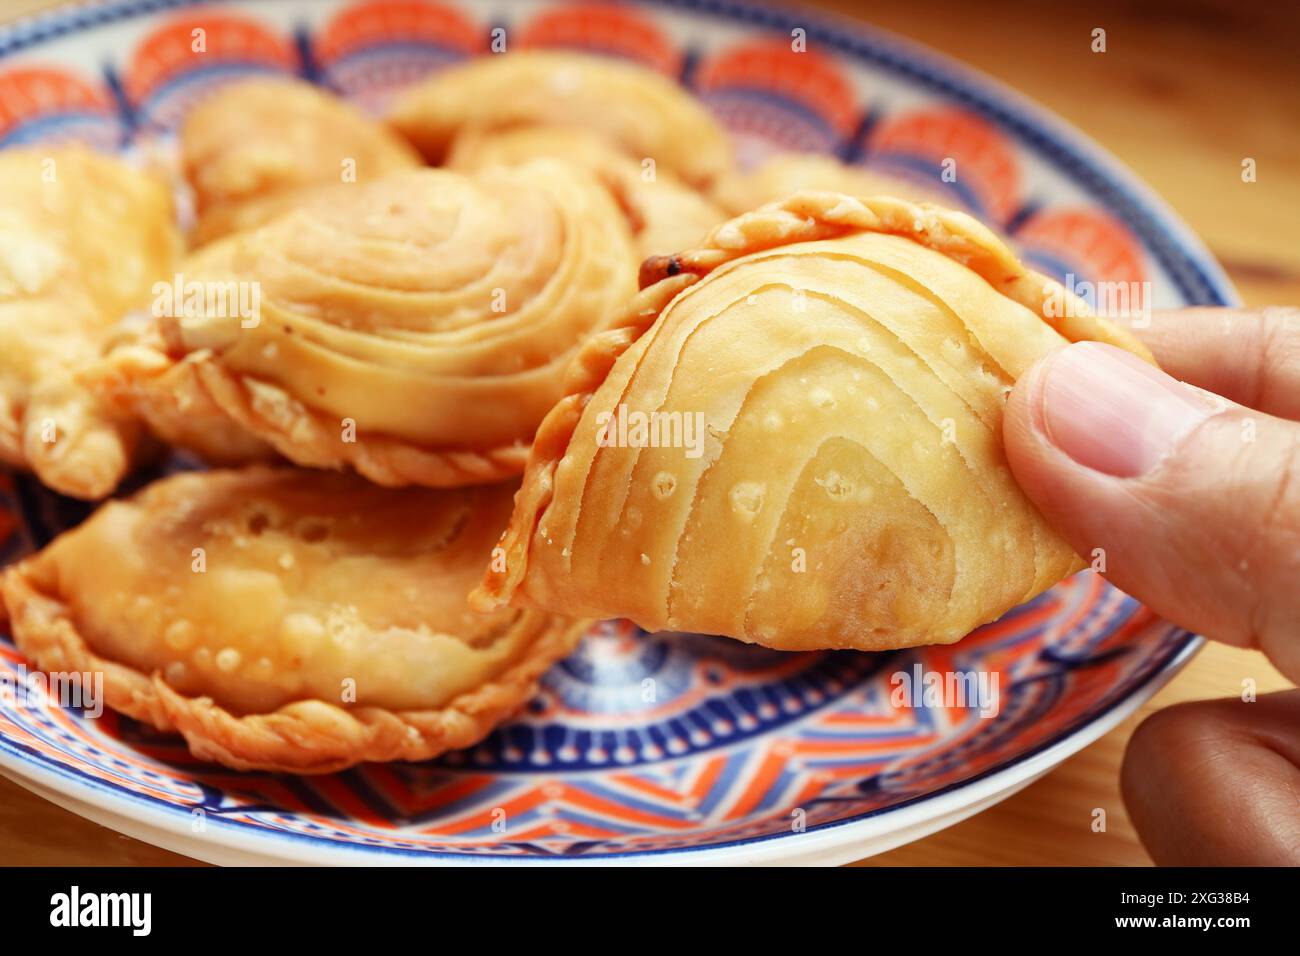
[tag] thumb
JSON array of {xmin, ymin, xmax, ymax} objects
[{"xmin": 1004, "ymin": 341, "xmax": 1300, "ymax": 684}]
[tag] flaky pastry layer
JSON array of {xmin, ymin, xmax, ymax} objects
[
  {"xmin": 473, "ymin": 192, "xmax": 1153, "ymax": 651},
  {"xmin": 88, "ymin": 163, "xmax": 638, "ymax": 486},
  {"xmin": 447, "ymin": 125, "xmax": 726, "ymax": 260}
]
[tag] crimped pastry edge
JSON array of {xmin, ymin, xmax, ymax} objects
[
  {"xmin": 193, "ymin": 360, "xmax": 533, "ymax": 488},
  {"xmin": 1, "ymin": 561, "xmax": 587, "ymax": 774},
  {"xmin": 0, "ymin": 374, "xmax": 145, "ymax": 501},
  {"xmin": 469, "ymin": 272, "xmax": 698, "ymax": 611},
  {"xmin": 86, "ymin": 338, "xmax": 532, "ymax": 487},
  {"xmin": 641, "ymin": 191, "xmax": 1155, "ymax": 361}
]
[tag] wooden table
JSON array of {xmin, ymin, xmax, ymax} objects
[{"xmin": 1, "ymin": 0, "xmax": 1295, "ymax": 867}]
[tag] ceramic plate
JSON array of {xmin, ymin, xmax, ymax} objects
[{"xmin": 0, "ymin": 0, "xmax": 1230, "ymax": 866}]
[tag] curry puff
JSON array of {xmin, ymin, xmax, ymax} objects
[
  {"xmin": 93, "ymin": 163, "xmax": 638, "ymax": 486},
  {"xmin": 182, "ymin": 77, "xmax": 421, "ymax": 246},
  {"xmin": 447, "ymin": 125, "xmax": 726, "ymax": 259},
  {"xmin": 1, "ymin": 468, "xmax": 586, "ymax": 773},
  {"xmin": 473, "ymin": 193, "xmax": 1154, "ymax": 652},
  {"xmin": 388, "ymin": 50, "xmax": 732, "ymax": 189},
  {"xmin": 0, "ymin": 147, "xmax": 179, "ymax": 499}
]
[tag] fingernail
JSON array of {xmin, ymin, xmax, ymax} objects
[{"xmin": 1040, "ymin": 342, "xmax": 1213, "ymax": 477}]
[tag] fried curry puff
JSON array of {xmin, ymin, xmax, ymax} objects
[
  {"xmin": 388, "ymin": 50, "xmax": 731, "ymax": 260},
  {"xmin": 473, "ymin": 193, "xmax": 1154, "ymax": 652},
  {"xmin": 446, "ymin": 125, "xmax": 726, "ymax": 259},
  {"xmin": 0, "ymin": 147, "xmax": 179, "ymax": 499},
  {"xmin": 181, "ymin": 77, "xmax": 422, "ymax": 247},
  {"xmin": 1, "ymin": 468, "xmax": 585, "ymax": 773},
  {"xmin": 94, "ymin": 163, "xmax": 638, "ymax": 486},
  {"xmin": 387, "ymin": 50, "xmax": 732, "ymax": 190}
]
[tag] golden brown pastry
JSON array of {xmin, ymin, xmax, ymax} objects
[
  {"xmin": 447, "ymin": 125, "xmax": 726, "ymax": 259},
  {"xmin": 388, "ymin": 50, "xmax": 732, "ymax": 189},
  {"xmin": 90, "ymin": 163, "xmax": 638, "ymax": 486},
  {"xmin": 712, "ymin": 152, "xmax": 951, "ymax": 216},
  {"xmin": 1, "ymin": 468, "xmax": 586, "ymax": 773},
  {"xmin": 472, "ymin": 192, "xmax": 1154, "ymax": 652},
  {"xmin": 182, "ymin": 77, "xmax": 421, "ymax": 246},
  {"xmin": 0, "ymin": 147, "xmax": 179, "ymax": 498},
  {"xmin": 89, "ymin": 317, "xmax": 280, "ymax": 466}
]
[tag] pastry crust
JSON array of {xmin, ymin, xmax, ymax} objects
[
  {"xmin": 182, "ymin": 78, "xmax": 421, "ymax": 247},
  {"xmin": 387, "ymin": 50, "xmax": 733, "ymax": 189},
  {"xmin": 88, "ymin": 163, "xmax": 638, "ymax": 486},
  {"xmin": 472, "ymin": 192, "xmax": 1154, "ymax": 651},
  {"xmin": 0, "ymin": 147, "xmax": 180, "ymax": 498},
  {"xmin": 447, "ymin": 125, "xmax": 726, "ymax": 259},
  {"xmin": 83, "ymin": 318, "xmax": 278, "ymax": 465},
  {"xmin": 1, "ymin": 468, "xmax": 586, "ymax": 773}
]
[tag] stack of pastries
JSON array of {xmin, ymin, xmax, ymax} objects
[{"xmin": 0, "ymin": 53, "xmax": 1151, "ymax": 773}]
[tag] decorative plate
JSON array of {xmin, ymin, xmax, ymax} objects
[{"xmin": 0, "ymin": 0, "xmax": 1230, "ymax": 866}]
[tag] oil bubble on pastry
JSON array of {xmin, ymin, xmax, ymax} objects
[
  {"xmin": 473, "ymin": 192, "xmax": 1154, "ymax": 652},
  {"xmin": 712, "ymin": 152, "xmax": 952, "ymax": 216},
  {"xmin": 182, "ymin": 77, "xmax": 421, "ymax": 247},
  {"xmin": 90, "ymin": 163, "xmax": 639, "ymax": 487},
  {"xmin": 0, "ymin": 468, "xmax": 587, "ymax": 773},
  {"xmin": 447, "ymin": 125, "xmax": 727, "ymax": 259},
  {"xmin": 0, "ymin": 147, "xmax": 180, "ymax": 499},
  {"xmin": 388, "ymin": 50, "xmax": 732, "ymax": 189}
]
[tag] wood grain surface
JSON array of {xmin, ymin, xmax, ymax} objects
[{"xmin": 0, "ymin": 0, "xmax": 1295, "ymax": 867}]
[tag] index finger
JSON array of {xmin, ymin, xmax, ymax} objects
[{"xmin": 1135, "ymin": 307, "xmax": 1300, "ymax": 420}]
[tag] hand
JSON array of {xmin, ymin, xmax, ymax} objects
[{"xmin": 1003, "ymin": 306, "xmax": 1300, "ymax": 866}]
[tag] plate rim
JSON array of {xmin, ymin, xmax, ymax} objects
[
  {"xmin": 0, "ymin": 633, "xmax": 1203, "ymax": 864},
  {"xmin": 0, "ymin": 0, "xmax": 1228, "ymax": 864}
]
